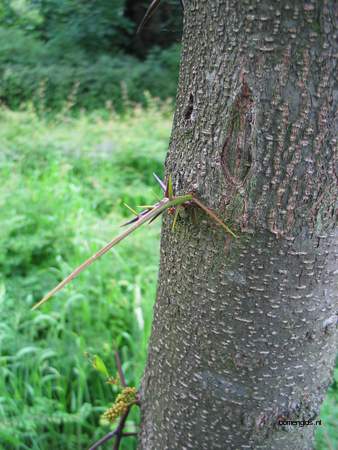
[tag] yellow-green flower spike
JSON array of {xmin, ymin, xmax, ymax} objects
[{"xmin": 101, "ymin": 387, "xmax": 137, "ymax": 423}]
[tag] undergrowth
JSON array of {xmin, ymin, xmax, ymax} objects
[{"xmin": 0, "ymin": 102, "xmax": 171, "ymax": 449}]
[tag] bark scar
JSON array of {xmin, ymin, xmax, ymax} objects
[{"xmin": 221, "ymin": 80, "xmax": 254, "ymax": 188}]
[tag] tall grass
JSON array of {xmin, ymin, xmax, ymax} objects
[
  {"xmin": 0, "ymin": 102, "xmax": 172, "ymax": 449},
  {"xmin": 0, "ymin": 103, "xmax": 336, "ymax": 449}
]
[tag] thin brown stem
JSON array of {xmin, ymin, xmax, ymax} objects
[
  {"xmin": 88, "ymin": 430, "xmax": 117, "ymax": 450},
  {"xmin": 114, "ymin": 351, "xmax": 126, "ymax": 388},
  {"xmin": 88, "ymin": 404, "xmax": 139, "ymax": 450},
  {"xmin": 113, "ymin": 407, "xmax": 131, "ymax": 450},
  {"xmin": 136, "ymin": 0, "xmax": 160, "ymax": 34}
]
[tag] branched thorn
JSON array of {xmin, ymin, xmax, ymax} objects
[{"xmin": 32, "ymin": 174, "xmax": 236, "ymax": 310}]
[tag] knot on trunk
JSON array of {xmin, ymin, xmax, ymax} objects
[{"xmin": 221, "ymin": 80, "xmax": 255, "ymax": 188}]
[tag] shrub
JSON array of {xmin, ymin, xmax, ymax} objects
[{"xmin": 0, "ymin": 26, "xmax": 181, "ymax": 112}]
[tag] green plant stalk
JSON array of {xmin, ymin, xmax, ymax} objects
[{"xmin": 32, "ymin": 194, "xmax": 193, "ymax": 310}]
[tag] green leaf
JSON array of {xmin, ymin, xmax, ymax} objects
[{"xmin": 92, "ymin": 355, "xmax": 109, "ymax": 377}]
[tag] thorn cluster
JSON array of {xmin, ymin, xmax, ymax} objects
[{"xmin": 32, "ymin": 172, "xmax": 236, "ymax": 310}]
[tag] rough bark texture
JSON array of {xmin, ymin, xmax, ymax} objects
[{"xmin": 140, "ymin": 1, "xmax": 337, "ymax": 449}]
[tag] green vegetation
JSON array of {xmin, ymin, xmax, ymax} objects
[
  {"xmin": 0, "ymin": 0, "xmax": 182, "ymax": 111},
  {"xmin": 315, "ymin": 367, "xmax": 338, "ymax": 450},
  {"xmin": 0, "ymin": 32, "xmax": 181, "ymax": 112},
  {"xmin": 0, "ymin": 103, "xmax": 172, "ymax": 449}
]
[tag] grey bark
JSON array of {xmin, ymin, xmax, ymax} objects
[{"xmin": 140, "ymin": 1, "xmax": 337, "ymax": 449}]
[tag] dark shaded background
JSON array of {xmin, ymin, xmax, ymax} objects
[{"xmin": 0, "ymin": 0, "xmax": 183, "ymax": 110}]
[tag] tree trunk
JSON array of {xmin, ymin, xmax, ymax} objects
[{"xmin": 140, "ymin": 1, "xmax": 337, "ymax": 449}]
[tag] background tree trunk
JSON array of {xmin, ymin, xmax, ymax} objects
[{"xmin": 140, "ymin": 1, "xmax": 337, "ymax": 449}]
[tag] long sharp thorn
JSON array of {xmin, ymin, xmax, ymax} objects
[
  {"xmin": 139, "ymin": 208, "xmax": 153, "ymax": 216},
  {"xmin": 32, "ymin": 199, "xmax": 170, "ymax": 310},
  {"xmin": 137, "ymin": 0, "xmax": 161, "ymax": 35},
  {"xmin": 121, "ymin": 208, "xmax": 152, "ymax": 227},
  {"xmin": 148, "ymin": 210, "xmax": 164, "ymax": 224},
  {"xmin": 192, "ymin": 196, "xmax": 237, "ymax": 238},
  {"xmin": 32, "ymin": 196, "xmax": 197, "ymax": 311},
  {"xmin": 123, "ymin": 203, "xmax": 138, "ymax": 216},
  {"xmin": 172, "ymin": 206, "xmax": 180, "ymax": 231},
  {"xmin": 121, "ymin": 216, "xmax": 140, "ymax": 227},
  {"xmin": 153, "ymin": 172, "xmax": 166, "ymax": 191},
  {"xmin": 165, "ymin": 174, "xmax": 173, "ymax": 200}
]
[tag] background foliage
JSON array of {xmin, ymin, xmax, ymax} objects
[
  {"xmin": 0, "ymin": 0, "xmax": 182, "ymax": 111},
  {"xmin": 0, "ymin": 1, "xmax": 336, "ymax": 449},
  {"xmin": 0, "ymin": 103, "xmax": 172, "ymax": 449}
]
